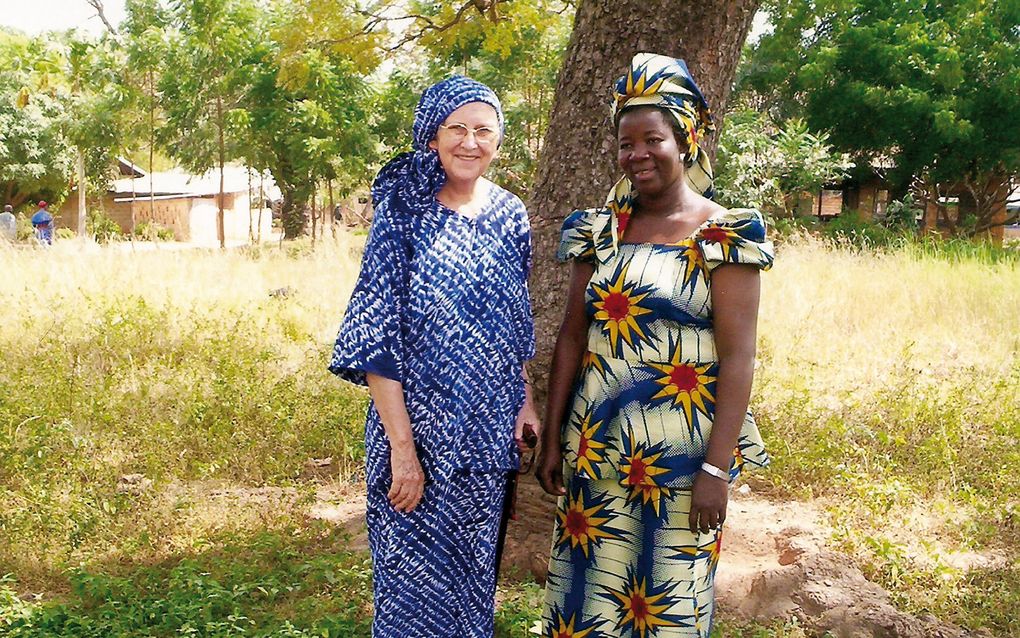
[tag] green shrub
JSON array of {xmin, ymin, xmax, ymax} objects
[
  {"xmin": 86, "ymin": 210, "xmax": 123, "ymax": 243},
  {"xmin": 15, "ymin": 213, "xmax": 34, "ymax": 241},
  {"xmin": 881, "ymin": 194, "xmax": 921, "ymax": 231},
  {"xmin": 133, "ymin": 219, "xmax": 176, "ymax": 241},
  {"xmin": 820, "ymin": 209, "xmax": 901, "ymax": 248}
]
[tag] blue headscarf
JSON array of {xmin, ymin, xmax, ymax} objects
[{"xmin": 371, "ymin": 76, "xmax": 504, "ymax": 213}]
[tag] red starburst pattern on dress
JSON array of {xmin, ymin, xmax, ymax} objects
[
  {"xmin": 668, "ymin": 365, "xmax": 699, "ymax": 392},
  {"xmin": 602, "ymin": 292, "xmax": 631, "ymax": 320}
]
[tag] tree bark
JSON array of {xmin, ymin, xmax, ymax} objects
[
  {"xmin": 216, "ymin": 95, "xmax": 226, "ymax": 250},
  {"xmin": 77, "ymin": 152, "xmax": 87, "ymax": 237},
  {"xmin": 148, "ymin": 70, "xmax": 156, "ymax": 224},
  {"xmin": 508, "ymin": 0, "xmax": 762, "ymax": 581}
]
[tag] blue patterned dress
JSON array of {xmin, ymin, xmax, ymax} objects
[
  {"xmin": 542, "ymin": 207, "xmax": 774, "ymax": 638},
  {"xmin": 330, "ymin": 182, "xmax": 534, "ymax": 638}
]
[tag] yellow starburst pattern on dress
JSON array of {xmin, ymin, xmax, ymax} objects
[
  {"xmin": 692, "ymin": 601, "xmax": 710, "ymax": 638},
  {"xmin": 670, "ymin": 530, "xmax": 723, "ymax": 585},
  {"xmin": 619, "ymin": 435, "xmax": 672, "ymax": 515},
  {"xmin": 676, "ymin": 241, "xmax": 703, "ymax": 290},
  {"xmin": 672, "ymin": 531, "xmax": 721, "ymax": 565},
  {"xmin": 590, "ymin": 265, "xmax": 654, "ymax": 353},
  {"xmin": 609, "ymin": 194, "xmax": 633, "ymax": 235},
  {"xmin": 547, "ymin": 612, "xmax": 596, "ymax": 638},
  {"xmin": 732, "ymin": 445, "xmax": 746, "ymax": 474},
  {"xmin": 648, "ymin": 350, "xmax": 716, "ymax": 432},
  {"xmin": 581, "ymin": 350, "xmax": 606, "ymax": 379},
  {"xmin": 707, "ymin": 530, "xmax": 723, "ymax": 573},
  {"xmin": 608, "ymin": 575, "xmax": 680, "ymax": 638},
  {"xmin": 556, "ymin": 489, "xmax": 622, "ymax": 558},
  {"xmin": 573, "ymin": 413, "xmax": 607, "ymax": 479}
]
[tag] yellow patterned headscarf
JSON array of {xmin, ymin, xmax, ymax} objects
[{"xmin": 593, "ymin": 53, "xmax": 716, "ymax": 261}]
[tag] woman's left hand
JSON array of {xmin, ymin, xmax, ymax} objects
[
  {"xmin": 689, "ymin": 471, "xmax": 729, "ymax": 534},
  {"xmin": 514, "ymin": 399, "xmax": 542, "ymax": 453}
]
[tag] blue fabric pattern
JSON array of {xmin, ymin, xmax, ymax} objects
[
  {"xmin": 367, "ymin": 471, "xmax": 507, "ymax": 637},
  {"xmin": 330, "ymin": 75, "xmax": 530, "ymax": 638},
  {"xmin": 330, "ymin": 186, "xmax": 534, "ymax": 485}
]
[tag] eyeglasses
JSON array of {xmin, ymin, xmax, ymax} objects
[{"xmin": 438, "ymin": 123, "xmax": 500, "ymax": 145}]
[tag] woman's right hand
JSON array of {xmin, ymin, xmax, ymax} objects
[
  {"xmin": 388, "ymin": 442, "xmax": 425, "ymax": 512},
  {"xmin": 536, "ymin": 447, "xmax": 566, "ymax": 496}
]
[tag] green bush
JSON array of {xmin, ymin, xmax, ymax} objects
[
  {"xmin": 820, "ymin": 209, "xmax": 901, "ymax": 248},
  {"xmin": 133, "ymin": 219, "xmax": 177, "ymax": 241},
  {"xmin": 15, "ymin": 213, "xmax": 34, "ymax": 241},
  {"xmin": 881, "ymin": 194, "xmax": 921, "ymax": 231},
  {"xmin": 86, "ymin": 210, "xmax": 123, "ymax": 243}
]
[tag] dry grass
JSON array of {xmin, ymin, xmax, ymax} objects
[{"xmin": 1, "ymin": 233, "xmax": 1018, "ymax": 634}]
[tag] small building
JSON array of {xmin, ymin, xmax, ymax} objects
[
  {"xmin": 55, "ymin": 159, "xmax": 277, "ymax": 245},
  {"xmin": 805, "ymin": 159, "xmax": 894, "ymax": 222},
  {"xmin": 803, "ymin": 160, "xmax": 1014, "ymax": 244}
]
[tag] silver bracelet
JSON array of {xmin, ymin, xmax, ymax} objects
[{"xmin": 700, "ymin": 461, "xmax": 730, "ymax": 482}]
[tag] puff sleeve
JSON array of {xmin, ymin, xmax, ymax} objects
[
  {"xmin": 328, "ymin": 205, "xmax": 408, "ymax": 386},
  {"xmin": 697, "ymin": 208, "xmax": 775, "ymax": 272},
  {"xmin": 556, "ymin": 208, "xmax": 598, "ymax": 263}
]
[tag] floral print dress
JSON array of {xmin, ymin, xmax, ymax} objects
[{"xmin": 542, "ymin": 207, "xmax": 774, "ymax": 638}]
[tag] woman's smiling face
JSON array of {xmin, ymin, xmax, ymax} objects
[
  {"xmin": 616, "ymin": 107, "xmax": 686, "ymax": 198},
  {"xmin": 428, "ymin": 102, "xmax": 501, "ymax": 187}
]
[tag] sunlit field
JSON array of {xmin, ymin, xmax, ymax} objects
[{"xmin": 1, "ymin": 235, "xmax": 1017, "ymax": 636}]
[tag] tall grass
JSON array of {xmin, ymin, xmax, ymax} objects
[
  {"xmin": 0, "ymin": 238, "xmax": 369, "ymax": 585},
  {"xmin": 1, "ymin": 234, "xmax": 1018, "ymax": 634},
  {"xmin": 754, "ymin": 235, "xmax": 1020, "ymax": 633}
]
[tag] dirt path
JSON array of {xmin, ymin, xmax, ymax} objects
[{"xmin": 310, "ymin": 479, "xmax": 988, "ymax": 638}]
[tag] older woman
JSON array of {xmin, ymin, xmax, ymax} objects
[
  {"xmin": 537, "ymin": 53, "xmax": 775, "ymax": 637},
  {"xmin": 329, "ymin": 76, "xmax": 540, "ymax": 637}
]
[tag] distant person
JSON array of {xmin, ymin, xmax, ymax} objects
[
  {"xmin": 0, "ymin": 204, "xmax": 15, "ymax": 242},
  {"xmin": 31, "ymin": 201, "xmax": 54, "ymax": 245}
]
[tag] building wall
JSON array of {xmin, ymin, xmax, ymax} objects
[
  {"xmin": 133, "ymin": 198, "xmax": 193, "ymax": 240},
  {"xmin": 856, "ymin": 184, "xmax": 877, "ymax": 221},
  {"xmin": 188, "ymin": 193, "xmax": 272, "ymax": 246},
  {"xmin": 54, "ymin": 194, "xmax": 132, "ymax": 232},
  {"xmin": 819, "ymin": 189, "xmax": 843, "ymax": 217}
]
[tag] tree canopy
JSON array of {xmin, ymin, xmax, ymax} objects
[{"xmin": 743, "ymin": 0, "xmax": 1020, "ymax": 232}]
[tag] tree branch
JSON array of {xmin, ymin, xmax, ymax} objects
[
  {"xmin": 357, "ymin": 0, "xmax": 510, "ymax": 51},
  {"xmin": 85, "ymin": 0, "xmax": 119, "ymax": 36}
]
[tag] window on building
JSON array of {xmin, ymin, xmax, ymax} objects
[{"xmin": 874, "ymin": 189, "xmax": 889, "ymax": 220}]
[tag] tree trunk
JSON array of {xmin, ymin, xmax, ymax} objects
[
  {"xmin": 508, "ymin": 0, "xmax": 762, "ymax": 581},
  {"xmin": 279, "ymin": 183, "xmax": 310, "ymax": 240},
  {"xmin": 216, "ymin": 96, "xmax": 226, "ymax": 250},
  {"xmin": 130, "ymin": 152, "xmax": 137, "ymax": 244},
  {"xmin": 248, "ymin": 167, "xmax": 254, "ymax": 244},
  {"xmin": 148, "ymin": 70, "xmax": 156, "ymax": 224},
  {"xmin": 328, "ymin": 179, "xmax": 336, "ymax": 238},
  {"xmin": 277, "ymin": 160, "xmax": 309, "ymax": 239},
  {"xmin": 258, "ymin": 171, "xmax": 265, "ymax": 243},
  {"xmin": 77, "ymin": 152, "xmax": 87, "ymax": 237},
  {"xmin": 311, "ymin": 181, "xmax": 318, "ymax": 247}
]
